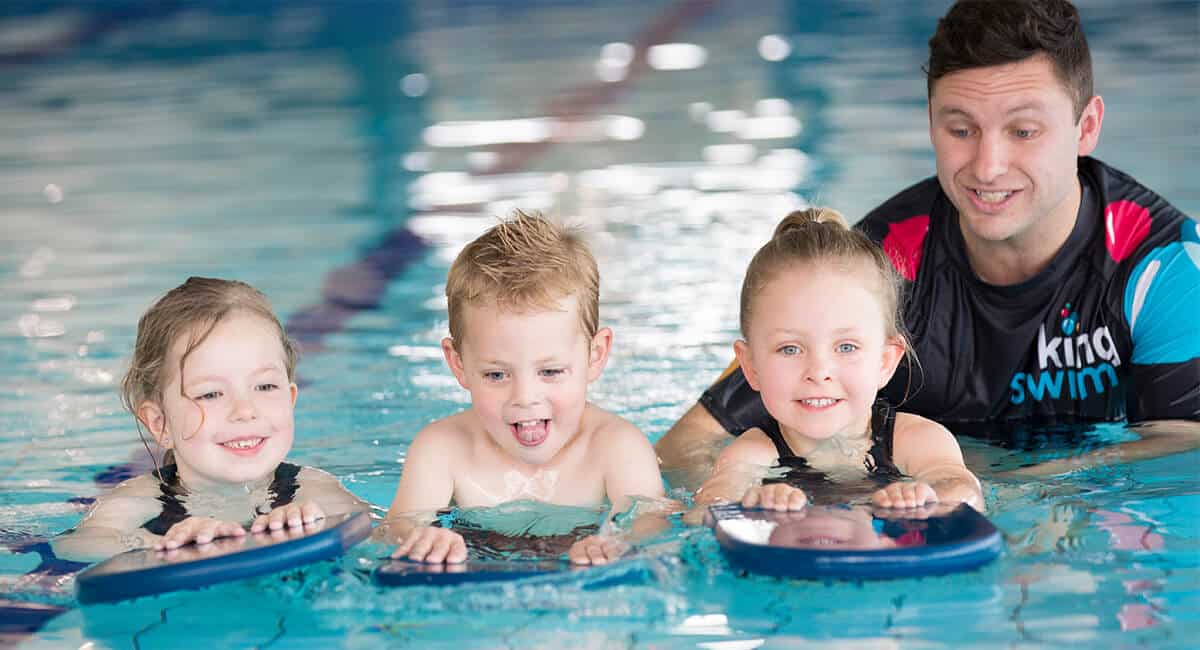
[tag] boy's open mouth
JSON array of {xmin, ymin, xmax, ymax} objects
[{"xmin": 511, "ymin": 419, "xmax": 550, "ymax": 447}]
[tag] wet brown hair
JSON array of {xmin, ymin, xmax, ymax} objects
[
  {"xmin": 926, "ymin": 0, "xmax": 1094, "ymax": 120},
  {"xmin": 739, "ymin": 208, "xmax": 907, "ymax": 347},
  {"xmin": 120, "ymin": 277, "xmax": 298, "ymax": 466},
  {"xmin": 445, "ymin": 210, "xmax": 599, "ymax": 351}
]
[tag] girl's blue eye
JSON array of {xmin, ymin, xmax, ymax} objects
[
  {"xmin": 540, "ymin": 368, "xmax": 566, "ymax": 378},
  {"xmin": 778, "ymin": 345, "xmax": 801, "ymax": 356},
  {"xmin": 836, "ymin": 343, "xmax": 858, "ymax": 353},
  {"xmin": 483, "ymin": 371, "xmax": 506, "ymax": 382}
]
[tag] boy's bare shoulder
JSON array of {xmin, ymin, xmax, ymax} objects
[
  {"xmin": 581, "ymin": 402, "xmax": 647, "ymax": 443},
  {"xmin": 409, "ymin": 410, "xmax": 476, "ymax": 453}
]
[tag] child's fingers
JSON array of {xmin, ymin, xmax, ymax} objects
[
  {"xmin": 267, "ymin": 505, "xmax": 297, "ymax": 530},
  {"xmin": 681, "ymin": 507, "xmax": 706, "ymax": 526},
  {"xmin": 759, "ymin": 486, "xmax": 781, "ymax": 510},
  {"xmin": 391, "ymin": 533, "xmax": 416, "ymax": 559},
  {"xmin": 424, "ymin": 534, "xmax": 460, "ymax": 564},
  {"xmin": 585, "ymin": 541, "xmax": 610, "ymax": 565},
  {"xmin": 250, "ymin": 513, "xmax": 270, "ymax": 533},
  {"xmin": 445, "ymin": 535, "xmax": 468, "ymax": 564},
  {"xmin": 872, "ymin": 485, "xmax": 897, "ymax": 508},
  {"xmin": 392, "ymin": 528, "xmax": 466, "ymax": 563},
  {"xmin": 568, "ymin": 537, "xmax": 601, "ymax": 565},
  {"xmin": 568, "ymin": 536, "xmax": 626, "ymax": 565},
  {"xmin": 567, "ymin": 540, "xmax": 588, "ymax": 565},
  {"xmin": 214, "ymin": 520, "xmax": 246, "ymax": 540},
  {"xmin": 873, "ymin": 482, "xmax": 938, "ymax": 509},
  {"xmin": 300, "ymin": 502, "xmax": 324, "ymax": 524},
  {"xmin": 158, "ymin": 519, "xmax": 197, "ymax": 549},
  {"xmin": 915, "ymin": 482, "xmax": 938, "ymax": 504},
  {"xmin": 785, "ymin": 487, "xmax": 808, "ymax": 510},
  {"xmin": 740, "ymin": 488, "xmax": 763, "ymax": 508},
  {"xmin": 758, "ymin": 485, "xmax": 805, "ymax": 511},
  {"xmin": 601, "ymin": 538, "xmax": 627, "ymax": 562},
  {"xmin": 404, "ymin": 532, "xmax": 436, "ymax": 562},
  {"xmin": 282, "ymin": 503, "xmax": 305, "ymax": 528},
  {"xmin": 768, "ymin": 485, "xmax": 806, "ymax": 510}
]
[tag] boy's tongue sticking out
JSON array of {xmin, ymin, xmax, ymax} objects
[{"xmin": 512, "ymin": 419, "xmax": 550, "ymax": 447}]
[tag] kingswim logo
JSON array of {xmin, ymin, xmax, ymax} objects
[{"xmin": 1009, "ymin": 302, "xmax": 1122, "ymax": 404}]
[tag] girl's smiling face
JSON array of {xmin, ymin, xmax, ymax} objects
[
  {"xmin": 140, "ymin": 311, "xmax": 297, "ymax": 489},
  {"xmin": 736, "ymin": 262, "xmax": 904, "ymax": 453}
]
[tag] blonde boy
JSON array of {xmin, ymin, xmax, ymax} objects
[{"xmin": 385, "ymin": 210, "xmax": 664, "ymax": 565}]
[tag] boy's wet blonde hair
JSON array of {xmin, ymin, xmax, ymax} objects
[
  {"xmin": 739, "ymin": 207, "xmax": 907, "ymax": 346},
  {"xmin": 446, "ymin": 210, "xmax": 599, "ymax": 351},
  {"xmin": 120, "ymin": 277, "xmax": 298, "ymax": 468}
]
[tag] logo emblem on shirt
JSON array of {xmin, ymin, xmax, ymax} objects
[
  {"xmin": 1059, "ymin": 303, "xmax": 1078, "ymax": 336},
  {"xmin": 1009, "ymin": 301, "xmax": 1122, "ymax": 406}
]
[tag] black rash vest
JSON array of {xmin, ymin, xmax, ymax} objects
[{"xmin": 701, "ymin": 157, "xmax": 1200, "ymax": 443}]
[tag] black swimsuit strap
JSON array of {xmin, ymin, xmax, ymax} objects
[
  {"xmin": 864, "ymin": 398, "xmax": 903, "ymax": 480},
  {"xmin": 761, "ymin": 398, "xmax": 903, "ymax": 478},
  {"xmin": 759, "ymin": 417, "xmax": 795, "ymax": 459},
  {"xmin": 141, "ymin": 463, "xmax": 302, "ymax": 536}
]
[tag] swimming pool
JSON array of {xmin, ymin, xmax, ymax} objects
[{"xmin": 2, "ymin": 1, "xmax": 1197, "ymax": 647}]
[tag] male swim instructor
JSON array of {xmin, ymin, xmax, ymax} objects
[{"xmin": 658, "ymin": 0, "xmax": 1200, "ymax": 479}]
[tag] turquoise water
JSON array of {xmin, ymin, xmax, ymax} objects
[{"xmin": 1, "ymin": 1, "xmax": 1197, "ymax": 647}]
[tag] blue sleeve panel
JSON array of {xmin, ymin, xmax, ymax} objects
[{"xmin": 1122, "ymin": 221, "xmax": 1200, "ymax": 420}]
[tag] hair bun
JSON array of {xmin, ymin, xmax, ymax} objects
[{"xmin": 772, "ymin": 207, "xmax": 850, "ymax": 238}]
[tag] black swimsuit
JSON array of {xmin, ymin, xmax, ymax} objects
[
  {"xmin": 141, "ymin": 463, "xmax": 302, "ymax": 535},
  {"xmin": 760, "ymin": 399, "xmax": 904, "ymax": 504}
]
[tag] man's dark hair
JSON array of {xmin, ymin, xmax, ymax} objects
[{"xmin": 926, "ymin": 0, "xmax": 1093, "ymax": 120}]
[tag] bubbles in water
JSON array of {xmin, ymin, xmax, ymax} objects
[
  {"xmin": 43, "ymin": 183, "xmax": 63, "ymax": 203},
  {"xmin": 401, "ymin": 73, "xmax": 428, "ymax": 97},
  {"xmin": 758, "ymin": 34, "xmax": 791, "ymax": 61}
]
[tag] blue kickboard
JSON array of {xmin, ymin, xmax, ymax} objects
[
  {"xmin": 76, "ymin": 511, "xmax": 372, "ymax": 604},
  {"xmin": 708, "ymin": 503, "xmax": 1003, "ymax": 580}
]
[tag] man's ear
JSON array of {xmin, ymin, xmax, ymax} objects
[
  {"xmin": 137, "ymin": 401, "xmax": 170, "ymax": 447},
  {"xmin": 733, "ymin": 340, "xmax": 761, "ymax": 391},
  {"xmin": 442, "ymin": 337, "xmax": 470, "ymax": 390},
  {"xmin": 878, "ymin": 336, "xmax": 906, "ymax": 390},
  {"xmin": 586, "ymin": 327, "xmax": 613, "ymax": 382},
  {"xmin": 1077, "ymin": 95, "xmax": 1104, "ymax": 156}
]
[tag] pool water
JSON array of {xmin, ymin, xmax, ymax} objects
[{"xmin": 2, "ymin": 1, "xmax": 1198, "ymax": 647}]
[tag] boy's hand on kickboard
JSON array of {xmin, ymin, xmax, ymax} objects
[
  {"xmin": 872, "ymin": 480, "xmax": 937, "ymax": 509},
  {"xmin": 742, "ymin": 484, "xmax": 808, "ymax": 511},
  {"xmin": 392, "ymin": 526, "xmax": 467, "ymax": 564},
  {"xmin": 251, "ymin": 501, "xmax": 324, "ymax": 533},
  {"xmin": 568, "ymin": 534, "xmax": 628, "ymax": 566},
  {"xmin": 156, "ymin": 516, "xmax": 245, "ymax": 550}
]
